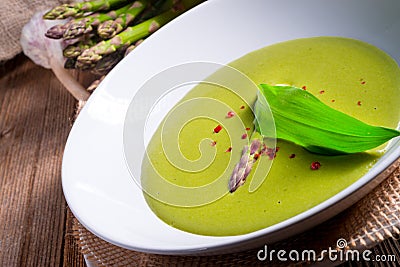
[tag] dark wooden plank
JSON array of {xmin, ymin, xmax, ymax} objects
[{"xmin": 0, "ymin": 55, "xmax": 76, "ymax": 266}]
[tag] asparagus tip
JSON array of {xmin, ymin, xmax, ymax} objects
[
  {"xmin": 63, "ymin": 20, "xmax": 92, "ymax": 40},
  {"xmin": 43, "ymin": 4, "xmax": 82, "ymax": 20}
]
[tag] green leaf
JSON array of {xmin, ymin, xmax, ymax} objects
[{"xmin": 254, "ymin": 84, "xmax": 400, "ymax": 155}]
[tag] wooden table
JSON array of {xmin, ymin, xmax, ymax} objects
[
  {"xmin": 1, "ymin": 54, "xmax": 399, "ymax": 267},
  {"xmin": 0, "ymin": 55, "xmax": 86, "ymax": 267}
]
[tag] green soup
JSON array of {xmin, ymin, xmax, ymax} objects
[{"xmin": 141, "ymin": 37, "xmax": 400, "ymax": 236}]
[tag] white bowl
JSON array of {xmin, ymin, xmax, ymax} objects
[{"xmin": 62, "ymin": 0, "xmax": 400, "ymax": 255}]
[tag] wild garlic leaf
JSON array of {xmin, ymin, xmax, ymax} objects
[{"xmin": 254, "ymin": 84, "xmax": 400, "ymax": 155}]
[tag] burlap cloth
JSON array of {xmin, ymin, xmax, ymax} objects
[
  {"xmin": 71, "ymin": 158, "xmax": 400, "ymax": 266},
  {"xmin": 0, "ymin": 0, "xmax": 72, "ymax": 62}
]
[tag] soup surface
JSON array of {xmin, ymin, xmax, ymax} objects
[{"xmin": 141, "ymin": 37, "xmax": 400, "ymax": 236}]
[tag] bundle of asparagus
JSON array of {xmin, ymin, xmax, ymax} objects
[{"xmin": 43, "ymin": 0, "xmax": 204, "ymax": 79}]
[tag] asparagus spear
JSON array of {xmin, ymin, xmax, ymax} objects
[
  {"xmin": 76, "ymin": 6, "xmax": 183, "ymax": 69},
  {"xmin": 229, "ymin": 135, "xmax": 264, "ymax": 193},
  {"xmin": 64, "ymin": 58, "xmax": 77, "ymax": 69},
  {"xmin": 46, "ymin": 4, "xmax": 132, "ymax": 39},
  {"xmin": 67, "ymin": 39, "xmax": 143, "ymax": 72},
  {"xmin": 63, "ymin": 4, "xmax": 134, "ymax": 40},
  {"xmin": 124, "ymin": 44, "xmax": 136, "ymax": 56},
  {"xmin": 63, "ymin": 37, "xmax": 100, "ymax": 58},
  {"xmin": 228, "ymin": 131, "xmax": 278, "ymax": 193},
  {"xmin": 43, "ymin": 0, "xmax": 131, "ymax": 20},
  {"xmin": 45, "ymin": 20, "xmax": 74, "ymax": 39},
  {"xmin": 87, "ymin": 75, "xmax": 106, "ymax": 91},
  {"xmin": 135, "ymin": 0, "xmax": 172, "ymax": 22},
  {"xmin": 97, "ymin": 0, "xmax": 148, "ymax": 39},
  {"xmin": 124, "ymin": 39, "xmax": 144, "ymax": 56},
  {"xmin": 92, "ymin": 49, "xmax": 126, "ymax": 75}
]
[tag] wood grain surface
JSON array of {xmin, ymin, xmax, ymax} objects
[
  {"xmin": 0, "ymin": 55, "xmax": 86, "ymax": 267},
  {"xmin": 0, "ymin": 55, "xmax": 399, "ymax": 267}
]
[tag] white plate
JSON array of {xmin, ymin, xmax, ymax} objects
[{"xmin": 62, "ymin": 0, "xmax": 400, "ymax": 255}]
